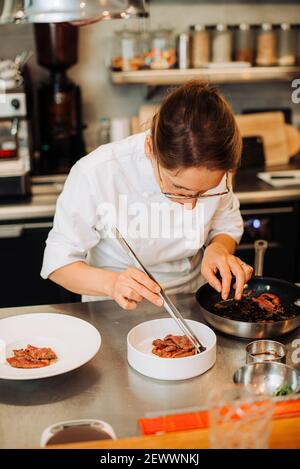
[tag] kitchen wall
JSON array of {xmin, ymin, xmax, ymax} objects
[{"xmin": 1, "ymin": 0, "xmax": 300, "ymax": 151}]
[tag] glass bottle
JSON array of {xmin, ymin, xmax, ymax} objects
[{"xmin": 98, "ymin": 117, "xmax": 110, "ymax": 146}]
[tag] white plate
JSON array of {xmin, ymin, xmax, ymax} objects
[
  {"xmin": 0, "ymin": 313, "xmax": 101, "ymax": 380},
  {"xmin": 127, "ymin": 318, "xmax": 216, "ymax": 381}
]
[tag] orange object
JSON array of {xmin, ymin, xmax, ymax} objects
[{"xmin": 139, "ymin": 399, "xmax": 300, "ymax": 435}]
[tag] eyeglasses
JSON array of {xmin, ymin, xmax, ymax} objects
[{"xmin": 156, "ymin": 161, "xmax": 232, "ymax": 201}]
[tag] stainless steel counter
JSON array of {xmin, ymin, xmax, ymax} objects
[
  {"xmin": 0, "ymin": 172, "xmax": 300, "ymax": 221},
  {"xmin": 0, "ymin": 294, "xmax": 299, "ymax": 449}
]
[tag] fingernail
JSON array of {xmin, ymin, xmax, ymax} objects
[
  {"xmin": 157, "ymin": 298, "xmax": 163, "ymax": 306},
  {"xmin": 155, "ymin": 286, "xmax": 160, "ymax": 293},
  {"xmin": 215, "ymin": 285, "xmax": 221, "ymax": 293}
]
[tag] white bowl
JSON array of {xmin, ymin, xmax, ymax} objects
[{"xmin": 127, "ymin": 318, "xmax": 216, "ymax": 381}]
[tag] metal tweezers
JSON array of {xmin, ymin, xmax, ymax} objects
[{"xmin": 113, "ymin": 227, "xmax": 206, "ymax": 353}]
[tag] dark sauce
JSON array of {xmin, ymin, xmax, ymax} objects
[{"xmin": 212, "ymin": 295, "xmax": 299, "ymax": 323}]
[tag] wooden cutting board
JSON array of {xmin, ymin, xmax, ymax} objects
[
  {"xmin": 286, "ymin": 123, "xmax": 300, "ymax": 157},
  {"xmin": 235, "ymin": 112, "xmax": 290, "ymax": 166}
]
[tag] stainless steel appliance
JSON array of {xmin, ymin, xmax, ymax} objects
[
  {"xmin": 33, "ymin": 22, "xmax": 86, "ymax": 174},
  {"xmin": 0, "ymin": 88, "xmax": 31, "ymax": 197}
]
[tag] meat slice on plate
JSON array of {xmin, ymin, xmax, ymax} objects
[
  {"xmin": 6, "ymin": 344, "xmax": 57, "ymax": 369},
  {"xmin": 7, "ymin": 357, "xmax": 50, "ymax": 368},
  {"xmin": 25, "ymin": 344, "xmax": 57, "ymax": 360}
]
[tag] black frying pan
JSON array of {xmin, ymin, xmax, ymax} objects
[{"xmin": 195, "ymin": 240, "xmax": 300, "ymax": 339}]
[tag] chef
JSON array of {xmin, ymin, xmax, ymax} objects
[{"xmin": 41, "ymin": 80, "xmax": 253, "ymax": 310}]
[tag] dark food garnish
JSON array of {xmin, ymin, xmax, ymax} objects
[
  {"xmin": 273, "ymin": 383, "xmax": 294, "ymax": 397},
  {"xmin": 213, "ymin": 292, "xmax": 298, "ymax": 323}
]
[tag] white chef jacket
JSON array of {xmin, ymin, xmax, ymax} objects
[{"xmin": 41, "ymin": 131, "xmax": 244, "ymax": 301}]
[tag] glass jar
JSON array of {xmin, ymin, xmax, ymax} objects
[
  {"xmin": 149, "ymin": 29, "xmax": 176, "ymax": 70},
  {"xmin": 212, "ymin": 24, "xmax": 232, "ymax": 63},
  {"xmin": 256, "ymin": 23, "xmax": 277, "ymax": 66},
  {"xmin": 278, "ymin": 23, "xmax": 296, "ymax": 66},
  {"xmin": 111, "ymin": 30, "xmax": 144, "ymax": 72},
  {"xmin": 235, "ymin": 23, "xmax": 254, "ymax": 63},
  {"xmin": 190, "ymin": 24, "xmax": 209, "ymax": 67}
]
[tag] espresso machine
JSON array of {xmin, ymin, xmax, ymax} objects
[
  {"xmin": 0, "ymin": 81, "xmax": 31, "ymax": 198},
  {"xmin": 33, "ymin": 22, "xmax": 86, "ymax": 175}
]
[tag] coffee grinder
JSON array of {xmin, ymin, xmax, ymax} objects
[{"xmin": 34, "ymin": 22, "xmax": 86, "ymax": 174}]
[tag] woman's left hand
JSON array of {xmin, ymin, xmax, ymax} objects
[{"xmin": 201, "ymin": 242, "xmax": 253, "ymax": 300}]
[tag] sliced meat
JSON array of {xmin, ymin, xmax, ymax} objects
[
  {"xmin": 13, "ymin": 348, "xmax": 29, "ymax": 358},
  {"xmin": 25, "ymin": 344, "xmax": 57, "ymax": 360},
  {"xmin": 152, "ymin": 334, "xmax": 197, "ymax": 358},
  {"xmin": 7, "ymin": 344, "xmax": 57, "ymax": 369},
  {"xmin": 172, "ymin": 350, "xmax": 196, "ymax": 358},
  {"xmin": 252, "ymin": 293, "xmax": 282, "ymax": 314},
  {"xmin": 7, "ymin": 357, "xmax": 50, "ymax": 368}
]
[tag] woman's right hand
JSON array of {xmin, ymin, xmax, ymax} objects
[{"xmin": 107, "ymin": 267, "xmax": 163, "ymax": 310}]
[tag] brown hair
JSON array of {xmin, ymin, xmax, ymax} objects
[{"xmin": 151, "ymin": 80, "xmax": 242, "ymax": 171}]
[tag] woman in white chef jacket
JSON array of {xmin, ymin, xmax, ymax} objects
[{"xmin": 41, "ymin": 81, "xmax": 253, "ymax": 309}]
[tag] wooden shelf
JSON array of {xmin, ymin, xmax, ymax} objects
[{"xmin": 111, "ymin": 66, "xmax": 300, "ymax": 85}]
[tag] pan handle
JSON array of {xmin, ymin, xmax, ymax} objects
[{"xmin": 254, "ymin": 239, "xmax": 268, "ymax": 276}]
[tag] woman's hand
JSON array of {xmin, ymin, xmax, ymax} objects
[
  {"xmin": 201, "ymin": 242, "xmax": 253, "ymax": 300},
  {"xmin": 107, "ymin": 267, "xmax": 163, "ymax": 310}
]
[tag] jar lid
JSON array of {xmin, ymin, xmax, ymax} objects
[
  {"xmin": 280, "ymin": 22, "xmax": 291, "ymax": 31},
  {"xmin": 216, "ymin": 23, "xmax": 228, "ymax": 32},
  {"xmin": 261, "ymin": 23, "xmax": 273, "ymax": 31},
  {"xmin": 190, "ymin": 24, "xmax": 206, "ymax": 32},
  {"xmin": 239, "ymin": 23, "xmax": 250, "ymax": 31}
]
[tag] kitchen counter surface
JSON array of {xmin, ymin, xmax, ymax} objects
[
  {"xmin": 0, "ymin": 166, "xmax": 300, "ymax": 221},
  {"xmin": 0, "ymin": 294, "xmax": 299, "ymax": 449}
]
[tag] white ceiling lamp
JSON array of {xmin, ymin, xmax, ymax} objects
[{"xmin": 0, "ymin": 0, "xmax": 148, "ymax": 24}]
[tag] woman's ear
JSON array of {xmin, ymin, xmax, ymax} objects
[{"xmin": 144, "ymin": 135, "xmax": 154, "ymax": 161}]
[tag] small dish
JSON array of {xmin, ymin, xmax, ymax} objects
[
  {"xmin": 127, "ymin": 318, "xmax": 216, "ymax": 381},
  {"xmin": 233, "ymin": 362, "xmax": 300, "ymax": 396},
  {"xmin": 246, "ymin": 340, "xmax": 286, "ymax": 364}
]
